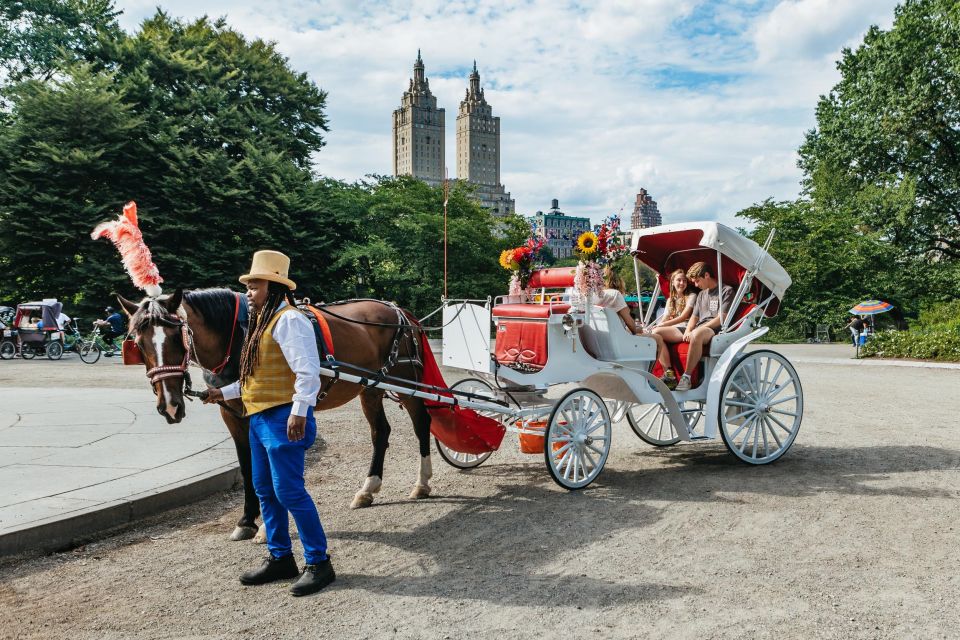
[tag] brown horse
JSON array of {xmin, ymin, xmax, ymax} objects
[{"xmin": 118, "ymin": 287, "xmax": 435, "ymax": 542}]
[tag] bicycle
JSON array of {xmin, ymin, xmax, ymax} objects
[{"xmin": 78, "ymin": 325, "xmax": 124, "ymax": 364}]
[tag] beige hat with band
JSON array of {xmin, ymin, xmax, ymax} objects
[{"xmin": 239, "ymin": 250, "xmax": 297, "ymax": 291}]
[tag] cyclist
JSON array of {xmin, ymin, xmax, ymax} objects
[{"xmin": 94, "ymin": 306, "xmax": 125, "ymax": 354}]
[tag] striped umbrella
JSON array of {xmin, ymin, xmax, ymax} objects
[{"xmin": 849, "ymin": 300, "xmax": 894, "ymax": 315}]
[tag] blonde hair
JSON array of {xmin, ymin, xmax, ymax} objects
[
  {"xmin": 686, "ymin": 261, "xmax": 712, "ymax": 280},
  {"xmin": 666, "ymin": 269, "xmax": 689, "ymax": 319},
  {"xmin": 603, "ymin": 265, "xmax": 625, "ymax": 293}
]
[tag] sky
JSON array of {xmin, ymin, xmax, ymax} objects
[{"xmin": 114, "ymin": 0, "xmax": 901, "ymax": 227}]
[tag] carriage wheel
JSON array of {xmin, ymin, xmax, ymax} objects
[
  {"xmin": 46, "ymin": 341, "xmax": 63, "ymax": 360},
  {"xmin": 21, "ymin": 343, "xmax": 36, "ymax": 359},
  {"xmin": 719, "ymin": 349, "xmax": 803, "ymax": 465},
  {"xmin": 0, "ymin": 341, "xmax": 15, "ymax": 360},
  {"xmin": 78, "ymin": 341, "xmax": 101, "ymax": 364},
  {"xmin": 433, "ymin": 378, "xmax": 496, "ymax": 470},
  {"xmin": 545, "ymin": 388, "xmax": 611, "ymax": 490},
  {"xmin": 626, "ymin": 401, "xmax": 704, "ymax": 446}
]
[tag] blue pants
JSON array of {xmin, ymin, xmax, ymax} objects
[{"xmin": 249, "ymin": 403, "xmax": 327, "ymax": 564}]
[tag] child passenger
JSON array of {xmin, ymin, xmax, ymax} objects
[{"xmin": 649, "ymin": 269, "xmax": 697, "ymax": 389}]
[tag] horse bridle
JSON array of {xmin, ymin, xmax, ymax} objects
[{"xmin": 143, "ymin": 314, "xmax": 199, "ymax": 397}]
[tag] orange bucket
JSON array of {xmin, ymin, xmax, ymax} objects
[{"xmin": 518, "ymin": 419, "xmax": 567, "ymax": 454}]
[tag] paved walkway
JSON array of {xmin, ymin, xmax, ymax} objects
[
  {"xmin": 0, "ymin": 386, "xmax": 237, "ymax": 556},
  {"xmin": 1, "ymin": 342, "xmax": 955, "ymax": 557}
]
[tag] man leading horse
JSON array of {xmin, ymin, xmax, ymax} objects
[{"xmin": 204, "ymin": 250, "xmax": 335, "ymax": 597}]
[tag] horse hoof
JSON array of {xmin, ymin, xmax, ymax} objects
[
  {"xmin": 253, "ymin": 525, "xmax": 267, "ymax": 544},
  {"xmin": 350, "ymin": 492, "xmax": 374, "ymax": 509},
  {"xmin": 230, "ymin": 525, "xmax": 258, "ymax": 541},
  {"xmin": 409, "ymin": 485, "xmax": 431, "ymax": 500}
]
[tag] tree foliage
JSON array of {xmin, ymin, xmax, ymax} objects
[
  {"xmin": 799, "ymin": 0, "xmax": 960, "ymax": 261},
  {"xmin": 0, "ymin": 0, "xmax": 120, "ymax": 83},
  {"xmin": 740, "ymin": 0, "xmax": 960, "ymax": 339},
  {"xmin": 0, "ymin": 11, "xmax": 523, "ymax": 319}
]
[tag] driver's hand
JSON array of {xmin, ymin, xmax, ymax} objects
[
  {"xmin": 202, "ymin": 387, "xmax": 224, "ymax": 404},
  {"xmin": 287, "ymin": 414, "xmax": 306, "ymax": 442}
]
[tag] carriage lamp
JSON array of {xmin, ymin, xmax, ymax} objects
[{"xmin": 561, "ymin": 314, "xmax": 576, "ymax": 332}]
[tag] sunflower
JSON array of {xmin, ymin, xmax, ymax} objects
[
  {"xmin": 499, "ymin": 249, "xmax": 518, "ymax": 270},
  {"xmin": 577, "ymin": 231, "xmax": 599, "ymax": 255}
]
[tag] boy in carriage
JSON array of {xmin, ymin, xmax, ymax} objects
[{"xmin": 662, "ymin": 261, "xmax": 734, "ymax": 391}]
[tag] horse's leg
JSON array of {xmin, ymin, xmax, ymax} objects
[
  {"xmin": 221, "ymin": 408, "xmax": 263, "ymax": 542},
  {"xmin": 350, "ymin": 388, "xmax": 391, "ymax": 509},
  {"xmin": 403, "ymin": 396, "xmax": 433, "ymax": 500}
]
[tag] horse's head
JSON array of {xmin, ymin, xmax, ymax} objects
[{"xmin": 119, "ymin": 289, "xmax": 190, "ymax": 424}]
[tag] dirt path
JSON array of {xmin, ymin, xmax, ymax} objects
[{"xmin": 1, "ymin": 357, "xmax": 958, "ymax": 639}]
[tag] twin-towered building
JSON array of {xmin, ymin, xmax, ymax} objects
[{"xmin": 392, "ymin": 52, "xmax": 515, "ymax": 216}]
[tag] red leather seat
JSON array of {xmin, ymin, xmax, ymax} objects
[{"xmin": 491, "ymin": 303, "xmax": 571, "ymax": 319}]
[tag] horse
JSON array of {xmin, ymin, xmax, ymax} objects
[{"xmin": 117, "ymin": 287, "xmax": 436, "ymax": 542}]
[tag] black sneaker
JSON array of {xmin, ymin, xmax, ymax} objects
[
  {"xmin": 239, "ymin": 554, "xmax": 299, "ymax": 586},
  {"xmin": 290, "ymin": 557, "xmax": 336, "ymax": 597}
]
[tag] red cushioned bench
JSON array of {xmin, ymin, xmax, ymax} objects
[{"xmin": 492, "ymin": 268, "xmax": 576, "ymax": 370}]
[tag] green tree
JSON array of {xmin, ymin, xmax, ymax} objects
[
  {"xmin": 799, "ymin": 0, "xmax": 960, "ymax": 261},
  {"xmin": 0, "ymin": 0, "xmax": 120, "ymax": 84},
  {"xmin": 0, "ymin": 66, "xmax": 142, "ymax": 309},
  {"xmin": 0, "ymin": 12, "xmax": 336, "ymax": 316}
]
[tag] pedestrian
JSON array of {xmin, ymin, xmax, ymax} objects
[
  {"xmin": 203, "ymin": 250, "xmax": 334, "ymax": 597},
  {"xmin": 845, "ymin": 316, "xmax": 865, "ymax": 346}
]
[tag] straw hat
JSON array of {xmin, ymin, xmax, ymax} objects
[{"xmin": 239, "ymin": 250, "xmax": 297, "ymax": 291}]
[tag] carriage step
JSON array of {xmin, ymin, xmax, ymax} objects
[{"xmin": 686, "ymin": 434, "xmax": 710, "ymax": 441}]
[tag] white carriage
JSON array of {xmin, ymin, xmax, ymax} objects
[{"xmin": 432, "ymin": 222, "xmax": 803, "ymax": 489}]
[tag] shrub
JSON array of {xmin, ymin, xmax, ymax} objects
[{"xmin": 860, "ymin": 328, "xmax": 960, "ymax": 362}]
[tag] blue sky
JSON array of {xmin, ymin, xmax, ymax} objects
[{"xmin": 113, "ymin": 0, "xmax": 901, "ymax": 227}]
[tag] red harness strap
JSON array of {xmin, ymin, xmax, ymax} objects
[
  {"xmin": 209, "ymin": 294, "xmax": 241, "ymax": 375},
  {"xmin": 304, "ymin": 306, "xmax": 335, "ymax": 359}
]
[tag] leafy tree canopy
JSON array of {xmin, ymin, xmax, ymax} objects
[
  {"xmin": 799, "ymin": 0, "xmax": 960, "ymax": 261},
  {"xmin": 0, "ymin": 0, "xmax": 120, "ymax": 84}
]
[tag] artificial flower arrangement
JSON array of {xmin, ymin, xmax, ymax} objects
[
  {"xmin": 499, "ymin": 236, "xmax": 548, "ymax": 297},
  {"xmin": 573, "ymin": 215, "xmax": 629, "ymax": 303}
]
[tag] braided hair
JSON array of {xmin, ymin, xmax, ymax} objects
[{"xmin": 238, "ymin": 281, "xmax": 297, "ymax": 386}]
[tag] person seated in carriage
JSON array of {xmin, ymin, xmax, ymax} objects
[
  {"xmin": 648, "ymin": 268, "xmax": 697, "ymax": 385},
  {"xmin": 597, "ymin": 265, "xmax": 639, "ymax": 335},
  {"xmin": 676, "ymin": 261, "xmax": 734, "ymax": 391}
]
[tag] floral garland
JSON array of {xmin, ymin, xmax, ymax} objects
[
  {"xmin": 572, "ymin": 214, "xmax": 629, "ymax": 301},
  {"xmin": 499, "ymin": 237, "xmax": 547, "ymax": 296}
]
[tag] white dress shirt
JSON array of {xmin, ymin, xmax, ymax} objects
[{"xmin": 221, "ymin": 302, "xmax": 322, "ymax": 417}]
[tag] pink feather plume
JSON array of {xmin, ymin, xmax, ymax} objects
[{"xmin": 91, "ymin": 201, "xmax": 164, "ymax": 296}]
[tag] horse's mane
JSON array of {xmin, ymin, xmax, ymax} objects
[
  {"xmin": 130, "ymin": 298, "xmax": 179, "ymax": 333},
  {"xmin": 183, "ymin": 288, "xmax": 239, "ymax": 336},
  {"xmin": 129, "ymin": 288, "xmax": 237, "ymax": 334}
]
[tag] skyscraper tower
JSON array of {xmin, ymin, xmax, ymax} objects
[
  {"xmin": 392, "ymin": 51, "xmax": 445, "ymax": 185},
  {"xmin": 631, "ymin": 188, "xmax": 662, "ymax": 229},
  {"xmin": 456, "ymin": 61, "xmax": 514, "ymax": 216}
]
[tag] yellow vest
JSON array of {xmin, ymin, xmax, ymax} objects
[{"xmin": 241, "ymin": 306, "xmax": 299, "ymax": 416}]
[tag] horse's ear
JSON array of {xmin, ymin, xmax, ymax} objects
[
  {"xmin": 163, "ymin": 288, "xmax": 183, "ymax": 313},
  {"xmin": 117, "ymin": 294, "xmax": 140, "ymax": 317}
]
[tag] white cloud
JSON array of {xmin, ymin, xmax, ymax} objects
[{"xmin": 112, "ymin": 0, "xmax": 902, "ymax": 227}]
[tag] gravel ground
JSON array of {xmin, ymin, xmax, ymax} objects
[{"xmin": 1, "ymin": 352, "xmax": 959, "ymax": 639}]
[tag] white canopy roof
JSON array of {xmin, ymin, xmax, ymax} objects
[{"xmin": 631, "ymin": 221, "xmax": 792, "ymax": 300}]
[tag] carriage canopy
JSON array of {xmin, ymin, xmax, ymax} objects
[
  {"xmin": 630, "ymin": 222, "xmax": 792, "ymax": 316},
  {"xmin": 13, "ymin": 300, "xmax": 62, "ymax": 330}
]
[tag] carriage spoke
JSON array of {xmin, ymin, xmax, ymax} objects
[
  {"xmin": 767, "ymin": 412, "xmax": 796, "ymax": 435},
  {"xmin": 728, "ymin": 414, "xmax": 756, "ymax": 442},
  {"xmin": 764, "ymin": 363, "xmax": 784, "ymax": 395},
  {"xmin": 763, "ymin": 416, "xmax": 783, "ymax": 449},
  {"xmin": 761, "ymin": 417, "xmax": 769, "ymax": 457},
  {"xmin": 738, "ymin": 420, "xmax": 756, "ymax": 453},
  {"xmin": 724, "ymin": 399, "xmax": 756, "ymax": 408},
  {"xmin": 760, "ymin": 357, "xmax": 773, "ymax": 395},
  {"xmin": 730, "ymin": 379, "xmax": 753, "ymax": 398},
  {"xmin": 768, "ymin": 394, "xmax": 798, "ymax": 407},
  {"xmin": 751, "ymin": 419, "xmax": 761, "ymax": 458}
]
